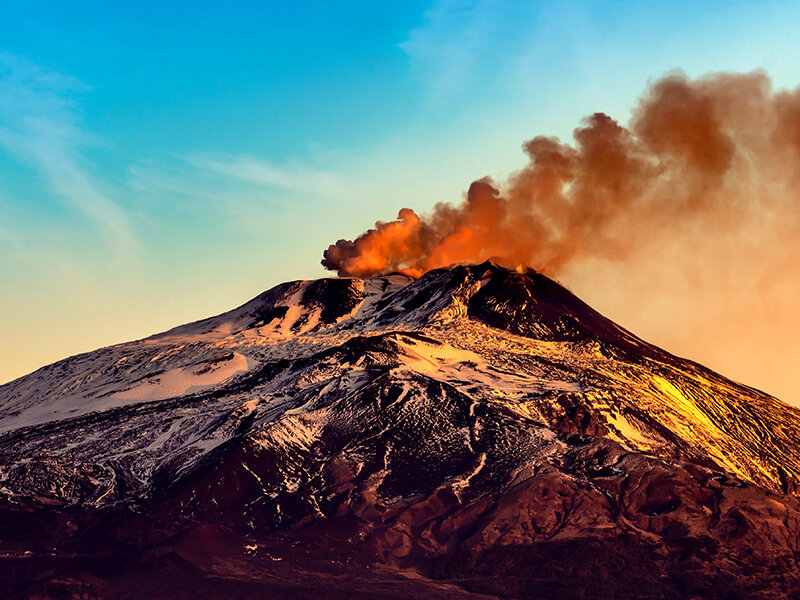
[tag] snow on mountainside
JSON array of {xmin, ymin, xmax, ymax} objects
[
  {"xmin": 2, "ymin": 262, "xmax": 798, "ymax": 503},
  {"xmin": 3, "ymin": 262, "xmax": 800, "ymax": 598}
]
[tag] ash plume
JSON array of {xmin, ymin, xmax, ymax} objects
[{"xmin": 322, "ymin": 70, "xmax": 800, "ymax": 279}]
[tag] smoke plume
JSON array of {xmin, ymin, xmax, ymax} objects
[
  {"xmin": 322, "ymin": 70, "xmax": 800, "ymax": 404},
  {"xmin": 322, "ymin": 70, "xmax": 800, "ymax": 279}
]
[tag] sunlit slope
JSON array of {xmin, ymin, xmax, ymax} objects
[{"xmin": 1, "ymin": 261, "xmax": 798, "ymax": 507}]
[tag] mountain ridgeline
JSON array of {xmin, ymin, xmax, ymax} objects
[{"xmin": 2, "ymin": 262, "xmax": 800, "ymax": 599}]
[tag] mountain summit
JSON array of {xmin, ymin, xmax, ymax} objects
[{"xmin": 2, "ymin": 262, "xmax": 800, "ymax": 599}]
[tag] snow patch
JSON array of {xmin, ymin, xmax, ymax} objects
[{"xmin": 112, "ymin": 352, "xmax": 250, "ymax": 402}]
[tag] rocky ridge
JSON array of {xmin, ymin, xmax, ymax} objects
[{"xmin": 2, "ymin": 262, "xmax": 800, "ymax": 599}]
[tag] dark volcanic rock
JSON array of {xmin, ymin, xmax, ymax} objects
[{"xmin": 3, "ymin": 263, "xmax": 800, "ymax": 598}]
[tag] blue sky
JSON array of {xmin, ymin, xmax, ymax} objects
[{"xmin": 2, "ymin": 1, "xmax": 800, "ymax": 397}]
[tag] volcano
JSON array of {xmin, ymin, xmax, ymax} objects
[{"xmin": 2, "ymin": 262, "xmax": 800, "ymax": 599}]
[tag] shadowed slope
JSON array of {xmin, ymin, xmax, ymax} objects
[{"xmin": 2, "ymin": 263, "xmax": 800, "ymax": 598}]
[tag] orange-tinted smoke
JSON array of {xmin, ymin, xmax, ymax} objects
[{"xmin": 321, "ymin": 70, "xmax": 800, "ymax": 279}]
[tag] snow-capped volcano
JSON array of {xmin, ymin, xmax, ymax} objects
[{"xmin": 2, "ymin": 262, "xmax": 800, "ymax": 598}]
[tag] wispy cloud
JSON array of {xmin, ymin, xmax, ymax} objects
[
  {"xmin": 0, "ymin": 53, "xmax": 133, "ymax": 245},
  {"xmin": 183, "ymin": 152, "xmax": 342, "ymax": 196},
  {"xmin": 126, "ymin": 150, "xmax": 344, "ymax": 237},
  {"xmin": 400, "ymin": 0, "xmax": 503, "ymax": 105},
  {"xmin": 399, "ymin": 0, "xmax": 596, "ymax": 116}
]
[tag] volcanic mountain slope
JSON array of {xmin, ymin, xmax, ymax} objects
[{"xmin": 2, "ymin": 262, "xmax": 800, "ymax": 599}]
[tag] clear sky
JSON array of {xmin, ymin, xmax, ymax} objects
[{"xmin": 2, "ymin": 1, "xmax": 800, "ymax": 402}]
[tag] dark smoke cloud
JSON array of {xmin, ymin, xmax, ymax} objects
[
  {"xmin": 322, "ymin": 70, "xmax": 800, "ymax": 280},
  {"xmin": 321, "ymin": 70, "xmax": 800, "ymax": 404}
]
